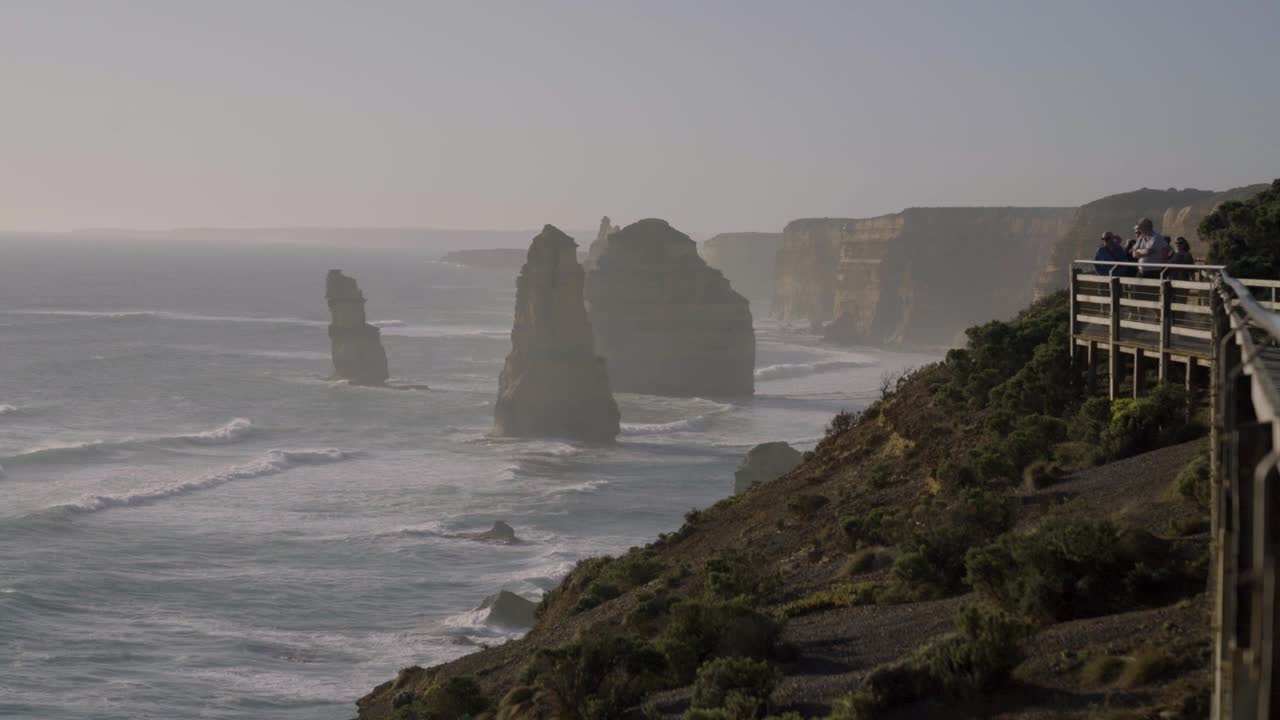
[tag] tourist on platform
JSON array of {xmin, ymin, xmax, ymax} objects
[
  {"xmin": 1132, "ymin": 218, "xmax": 1171, "ymax": 278},
  {"xmin": 1170, "ymin": 237, "xmax": 1196, "ymax": 280},
  {"xmin": 1093, "ymin": 231, "xmax": 1134, "ymax": 276}
]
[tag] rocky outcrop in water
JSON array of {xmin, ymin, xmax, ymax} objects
[
  {"xmin": 493, "ymin": 226, "xmax": 620, "ymax": 442},
  {"xmin": 325, "ymin": 270, "xmax": 390, "ymax": 386},
  {"xmin": 477, "ymin": 590, "xmax": 538, "ymax": 628},
  {"xmin": 733, "ymin": 441, "xmax": 803, "ymax": 494},
  {"xmin": 584, "ymin": 216, "xmax": 620, "ymax": 269},
  {"xmin": 585, "ymin": 218, "xmax": 756, "ymax": 397},
  {"xmin": 772, "ymin": 208, "xmax": 1073, "ymax": 347},
  {"xmin": 699, "ymin": 232, "xmax": 784, "ymax": 308}
]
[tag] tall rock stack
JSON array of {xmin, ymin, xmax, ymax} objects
[
  {"xmin": 494, "ymin": 225, "xmax": 621, "ymax": 442},
  {"xmin": 585, "ymin": 218, "xmax": 756, "ymax": 397},
  {"xmin": 584, "ymin": 215, "xmax": 620, "ymax": 269},
  {"xmin": 324, "ymin": 270, "xmax": 390, "ymax": 386}
]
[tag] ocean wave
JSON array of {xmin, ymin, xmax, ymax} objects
[
  {"xmin": 54, "ymin": 448, "xmax": 351, "ymax": 514},
  {"xmin": 2, "ymin": 418, "xmax": 256, "ymax": 465},
  {"xmin": 620, "ymin": 400, "xmax": 735, "ymax": 436},
  {"xmin": 379, "ymin": 324, "xmax": 508, "ymax": 339},
  {"xmin": 0, "ymin": 403, "xmax": 18, "ymax": 416},
  {"xmin": 370, "ymin": 319, "xmax": 407, "ymax": 328},
  {"xmin": 4, "ymin": 308, "xmax": 328, "ymax": 327},
  {"xmin": 754, "ymin": 358, "xmax": 873, "ymax": 382}
]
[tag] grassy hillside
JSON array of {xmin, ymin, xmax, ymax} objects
[{"xmin": 357, "ymin": 292, "xmax": 1213, "ymax": 720}]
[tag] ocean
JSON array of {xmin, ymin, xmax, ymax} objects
[{"xmin": 0, "ymin": 239, "xmax": 934, "ymax": 719}]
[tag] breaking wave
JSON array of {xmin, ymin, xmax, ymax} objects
[
  {"xmin": 378, "ymin": 324, "xmax": 508, "ymax": 339},
  {"xmin": 53, "ymin": 448, "xmax": 352, "ymax": 514},
  {"xmin": 621, "ymin": 401, "xmax": 735, "ymax": 436},
  {"xmin": 2, "ymin": 418, "xmax": 256, "ymax": 465},
  {"xmin": 754, "ymin": 358, "xmax": 873, "ymax": 382},
  {"xmin": 0, "ymin": 404, "xmax": 18, "ymax": 416}
]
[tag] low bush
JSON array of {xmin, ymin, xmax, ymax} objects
[
  {"xmin": 657, "ymin": 597, "xmax": 781, "ymax": 682},
  {"xmin": 824, "ymin": 409, "xmax": 859, "ymax": 439},
  {"xmin": 965, "ymin": 516, "xmax": 1195, "ymax": 622},
  {"xmin": 518, "ymin": 634, "xmax": 667, "ymax": 720},
  {"xmin": 574, "ymin": 550, "xmax": 666, "ymax": 612},
  {"xmin": 704, "ymin": 549, "xmax": 775, "ymax": 603},
  {"xmin": 890, "ymin": 489, "xmax": 1013, "ymax": 599},
  {"xmin": 689, "ymin": 657, "xmax": 779, "ymax": 717},
  {"xmin": 1174, "ymin": 450, "xmax": 1211, "ymax": 510},
  {"xmin": 839, "ymin": 508, "xmax": 899, "ymax": 551},
  {"xmin": 829, "ymin": 604, "xmax": 1028, "ymax": 719},
  {"xmin": 1022, "ymin": 459, "xmax": 1065, "ymax": 490},
  {"xmin": 1101, "ymin": 384, "xmax": 1195, "ymax": 459},
  {"xmin": 778, "ymin": 582, "xmax": 883, "ymax": 618},
  {"xmin": 785, "ymin": 494, "xmax": 829, "ymax": 517},
  {"xmin": 391, "ymin": 676, "xmax": 488, "ymax": 720}
]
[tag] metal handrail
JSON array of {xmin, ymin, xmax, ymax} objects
[
  {"xmin": 1070, "ymin": 259, "xmax": 1226, "ymax": 280},
  {"xmin": 1219, "ymin": 270, "xmax": 1280, "ymax": 341}
]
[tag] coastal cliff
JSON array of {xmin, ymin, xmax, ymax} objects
[
  {"xmin": 585, "ymin": 219, "xmax": 755, "ymax": 397},
  {"xmin": 1033, "ymin": 184, "xmax": 1270, "ymax": 296},
  {"xmin": 493, "ymin": 226, "xmax": 620, "ymax": 442},
  {"xmin": 773, "ymin": 208, "xmax": 1073, "ymax": 347},
  {"xmin": 324, "ymin": 270, "xmax": 390, "ymax": 386},
  {"xmin": 699, "ymin": 232, "xmax": 783, "ymax": 309}
]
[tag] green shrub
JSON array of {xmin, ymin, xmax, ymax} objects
[
  {"xmin": 778, "ymin": 582, "xmax": 883, "ymax": 618},
  {"xmin": 785, "ymin": 494, "xmax": 829, "ymax": 517},
  {"xmin": 573, "ymin": 550, "xmax": 666, "ymax": 612},
  {"xmin": 1080, "ymin": 655, "xmax": 1126, "ymax": 685},
  {"xmin": 392, "ymin": 676, "xmax": 489, "ymax": 720},
  {"xmin": 1202, "ymin": 179, "xmax": 1280, "ymax": 278},
  {"xmin": 830, "ymin": 604, "xmax": 1028, "ymax": 719},
  {"xmin": 934, "ymin": 460, "xmax": 979, "ymax": 490},
  {"xmin": 520, "ymin": 634, "xmax": 666, "ymax": 720},
  {"xmin": 1070, "ymin": 396, "xmax": 1113, "ymax": 444},
  {"xmin": 965, "ymin": 517, "xmax": 1193, "ymax": 622},
  {"xmin": 657, "ymin": 598, "xmax": 781, "ymax": 682},
  {"xmin": 825, "ymin": 409, "xmax": 859, "ymax": 439},
  {"xmin": 704, "ymin": 549, "xmax": 775, "ymax": 602},
  {"xmin": 1101, "ymin": 384, "xmax": 1195, "ymax": 459},
  {"xmin": 890, "ymin": 489, "xmax": 1013, "ymax": 599},
  {"xmin": 689, "ymin": 657, "xmax": 779, "ymax": 716},
  {"xmin": 839, "ymin": 508, "xmax": 899, "ymax": 550},
  {"xmin": 1174, "ymin": 450, "xmax": 1211, "ymax": 510},
  {"xmin": 1022, "ymin": 460, "xmax": 1064, "ymax": 490}
]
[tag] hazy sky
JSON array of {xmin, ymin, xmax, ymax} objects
[{"xmin": 2, "ymin": 1, "xmax": 1277, "ymax": 234}]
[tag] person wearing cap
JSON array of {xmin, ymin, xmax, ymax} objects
[
  {"xmin": 1093, "ymin": 231, "xmax": 1134, "ymax": 276},
  {"xmin": 1131, "ymin": 218, "xmax": 1171, "ymax": 278},
  {"xmin": 1169, "ymin": 236, "xmax": 1195, "ymax": 280}
]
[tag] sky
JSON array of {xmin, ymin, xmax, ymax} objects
[{"xmin": 1, "ymin": 0, "xmax": 1277, "ymax": 235}]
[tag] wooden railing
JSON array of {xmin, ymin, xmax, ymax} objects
[
  {"xmin": 1068, "ymin": 261, "xmax": 1280, "ymax": 399},
  {"xmin": 1210, "ymin": 270, "xmax": 1280, "ymax": 720}
]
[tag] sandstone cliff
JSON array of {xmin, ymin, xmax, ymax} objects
[
  {"xmin": 773, "ymin": 208, "xmax": 1073, "ymax": 347},
  {"xmin": 585, "ymin": 219, "xmax": 756, "ymax": 397},
  {"xmin": 493, "ymin": 226, "xmax": 620, "ymax": 443},
  {"xmin": 699, "ymin": 232, "xmax": 783, "ymax": 308},
  {"xmin": 325, "ymin": 270, "xmax": 390, "ymax": 386},
  {"xmin": 1033, "ymin": 184, "xmax": 1269, "ymax": 296}
]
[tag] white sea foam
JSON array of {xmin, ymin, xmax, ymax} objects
[
  {"xmin": 369, "ymin": 319, "xmax": 407, "ymax": 328},
  {"xmin": 4, "ymin": 308, "xmax": 329, "ymax": 327},
  {"xmin": 0, "ymin": 403, "xmax": 18, "ymax": 416},
  {"xmin": 55, "ymin": 448, "xmax": 351, "ymax": 514},
  {"xmin": 3, "ymin": 418, "xmax": 256, "ymax": 464},
  {"xmin": 620, "ymin": 400, "xmax": 735, "ymax": 436},
  {"xmin": 754, "ymin": 358, "xmax": 874, "ymax": 382},
  {"xmin": 378, "ymin": 323, "xmax": 508, "ymax": 339}
]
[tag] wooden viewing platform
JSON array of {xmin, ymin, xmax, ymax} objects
[{"xmin": 1068, "ymin": 260, "xmax": 1280, "ymax": 400}]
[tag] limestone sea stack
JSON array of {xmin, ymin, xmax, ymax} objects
[
  {"xmin": 585, "ymin": 218, "xmax": 756, "ymax": 397},
  {"xmin": 733, "ymin": 441, "xmax": 803, "ymax": 494},
  {"xmin": 324, "ymin": 270, "xmax": 390, "ymax": 386},
  {"xmin": 493, "ymin": 226, "xmax": 621, "ymax": 442}
]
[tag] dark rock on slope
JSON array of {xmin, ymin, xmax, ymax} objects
[
  {"xmin": 325, "ymin": 270, "xmax": 390, "ymax": 386},
  {"xmin": 493, "ymin": 225, "xmax": 620, "ymax": 442},
  {"xmin": 585, "ymin": 218, "xmax": 756, "ymax": 397},
  {"xmin": 733, "ymin": 441, "xmax": 803, "ymax": 494},
  {"xmin": 477, "ymin": 590, "xmax": 538, "ymax": 628}
]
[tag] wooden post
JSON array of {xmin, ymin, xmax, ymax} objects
[
  {"xmin": 1086, "ymin": 340, "xmax": 1098, "ymax": 394},
  {"xmin": 1159, "ymin": 277, "xmax": 1172, "ymax": 382},
  {"xmin": 1133, "ymin": 348, "xmax": 1146, "ymax": 398},
  {"xmin": 1109, "ymin": 276, "xmax": 1121, "ymax": 400}
]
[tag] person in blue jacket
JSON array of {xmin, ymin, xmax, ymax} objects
[{"xmin": 1093, "ymin": 232, "xmax": 1134, "ymax": 276}]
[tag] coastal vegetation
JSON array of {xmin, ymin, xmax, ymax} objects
[{"xmin": 360, "ymin": 290, "xmax": 1215, "ymax": 719}]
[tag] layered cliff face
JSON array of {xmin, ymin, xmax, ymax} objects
[
  {"xmin": 325, "ymin": 270, "xmax": 390, "ymax": 386},
  {"xmin": 699, "ymin": 232, "xmax": 783, "ymax": 308},
  {"xmin": 585, "ymin": 218, "xmax": 755, "ymax": 397},
  {"xmin": 493, "ymin": 225, "xmax": 620, "ymax": 442},
  {"xmin": 1033, "ymin": 184, "xmax": 1269, "ymax": 296},
  {"xmin": 773, "ymin": 209, "xmax": 1073, "ymax": 347}
]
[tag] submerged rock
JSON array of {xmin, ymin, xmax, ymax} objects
[
  {"xmin": 733, "ymin": 441, "xmax": 803, "ymax": 495},
  {"xmin": 478, "ymin": 590, "xmax": 538, "ymax": 628},
  {"xmin": 585, "ymin": 218, "xmax": 756, "ymax": 396},
  {"xmin": 494, "ymin": 226, "xmax": 621, "ymax": 442},
  {"xmin": 325, "ymin": 270, "xmax": 390, "ymax": 386},
  {"xmin": 454, "ymin": 521, "xmax": 520, "ymax": 545}
]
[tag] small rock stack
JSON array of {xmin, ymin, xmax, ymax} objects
[{"xmin": 325, "ymin": 270, "xmax": 390, "ymax": 386}]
